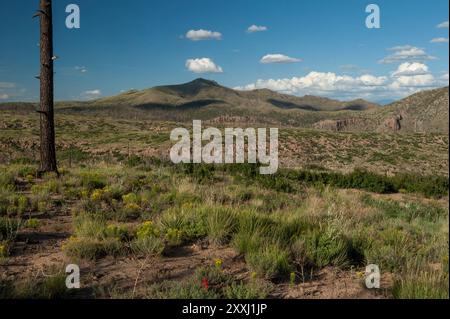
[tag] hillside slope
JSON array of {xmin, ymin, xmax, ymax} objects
[
  {"xmin": 313, "ymin": 86, "xmax": 449, "ymax": 133},
  {"xmin": 0, "ymin": 80, "xmax": 447, "ymax": 133},
  {"xmin": 93, "ymin": 78, "xmax": 379, "ymax": 112}
]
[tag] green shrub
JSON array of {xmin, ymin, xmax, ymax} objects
[
  {"xmin": 9, "ymin": 272, "xmax": 73, "ymax": 299},
  {"xmin": 0, "ymin": 217, "xmax": 21, "ymax": 241},
  {"xmin": 80, "ymin": 172, "xmax": 107, "ymax": 191},
  {"xmin": 0, "ymin": 171, "xmax": 15, "ymax": 189},
  {"xmin": 225, "ymin": 164, "xmax": 448, "ymax": 198},
  {"xmin": 136, "ymin": 221, "xmax": 159, "ymax": 238},
  {"xmin": 159, "ymin": 207, "xmax": 208, "ymax": 242},
  {"xmin": 147, "ymin": 278, "xmax": 219, "ymax": 299},
  {"xmin": 246, "ymin": 244, "xmax": 293, "ymax": 279},
  {"xmin": 232, "ymin": 213, "xmax": 273, "ymax": 254},
  {"xmin": 105, "ymin": 224, "xmax": 130, "ymax": 241},
  {"xmin": 205, "ymin": 208, "xmax": 237, "ymax": 245},
  {"xmin": 363, "ymin": 227, "xmax": 415, "ymax": 272},
  {"xmin": 64, "ymin": 237, "xmax": 122, "ymax": 260},
  {"xmin": 131, "ymin": 236, "xmax": 165, "ymax": 256},
  {"xmin": 362, "ymin": 196, "xmax": 447, "ymax": 223},
  {"xmin": 299, "ymin": 228, "xmax": 353, "ymax": 268},
  {"xmin": 393, "ymin": 270, "xmax": 449, "ymax": 299},
  {"xmin": 224, "ymin": 280, "xmax": 272, "ymax": 299},
  {"xmin": 73, "ymin": 215, "xmax": 107, "ymax": 240},
  {"xmin": 147, "ymin": 266, "xmax": 228, "ymax": 299},
  {"xmin": 0, "ymin": 241, "xmax": 11, "ymax": 258},
  {"xmin": 179, "ymin": 163, "xmax": 216, "ymax": 183},
  {"xmin": 24, "ymin": 218, "xmax": 40, "ymax": 229}
]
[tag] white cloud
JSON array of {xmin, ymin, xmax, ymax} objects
[
  {"xmin": 437, "ymin": 21, "xmax": 449, "ymax": 28},
  {"xmin": 247, "ymin": 25, "xmax": 268, "ymax": 33},
  {"xmin": 260, "ymin": 54, "xmax": 302, "ymax": 64},
  {"xmin": 391, "ymin": 62, "xmax": 430, "ymax": 77},
  {"xmin": 430, "ymin": 37, "xmax": 449, "ymax": 43},
  {"xmin": 75, "ymin": 66, "xmax": 88, "ymax": 73},
  {"xmin": 390, "ymin": 74, "xmax": 435, "ymax": 88},
  {"xmin": 82, "ymin": 89, "xmax": 101, "ymax": 100},
  {"xmin": 0, "ymin": 94, "xmax": 9, "ymax": 100},
  {"xmin": 379, "ymin": 45, "xmax": 436, "ymax": 64},
  {"xmin": 236, "ymin": 72, "xmax": 388, "ymax": 95},
  {"xmin": 235, "ymin": 62, "xmax": 444, "ymax": 101},
  {"xmin": 185, "ymin": 29, "xmax": 222, "ymax": 41},
  {"xmin": 185, "ymin": 58, "xmax": 223, "ymax": 73}
]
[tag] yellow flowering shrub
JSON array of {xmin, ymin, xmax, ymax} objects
[
  {"xmin": 122, "ymin": 193, "xmax": 139, "ymax": 205},
  {"xmin": 125, "ymin": 203, "xmax": 140, "ymax": 212},
  {"xmin": 215, "ymin": 258, "xmax": 223, "ymax": 269},
  {"xmin": 136, "ymin": 221, "xmax": 159, "ymax": 239},
  {"xmin": 166, "ymin": 228, "xmax": 183, "ymax": 246},
  {"xmin": 105, "ymin": 224, "xmax": 129, "ymax": 240},
  {"xmin": 91, "ymin": 189, "xmax": 104, "ymax": 201}
]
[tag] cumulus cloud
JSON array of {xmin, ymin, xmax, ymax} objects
[
  {"xmin": 390, "ymin": 74, "xmax": 435, "ymax": 89},
  {"xmin": 0, "ymin": 94, "xmax": 9, "ymax": 100},
  {"xmin": 185, "ymin": 58, "xmax": 223, "ymax": 73},
  {"xmin": 379, "ymin": 45, "xmax": 436, "ymax": 64},
  {"xmin": 437, "ymin": 21, "xmax": 449, "ymax": 28},
  {"xmin": 82, "ymin": 89, "xmax": 101, "ymax": 100},
  {"xmin": 391, "ymin": 62, "xmax": 430, "ymax": 77},
  {"xmin": 247, "ymin": 25, "xmax": 268, "ymax": 33},
  {"xmin": 235, "ymin": 61, "xmax": 445, "ymax": 101},
  {"xmin": 430, "ymin": 37, "xmax": 449, "ymax": 43},
  {"xmin": 235, "ymin": 72, "xmax": 388, "ymax": 95},
  {"xmin": 185, "ymin": 29, "xmax": 222, "ymax": 41},
  {"xmin": 260, "ymin": 54, "xmax": 302, "ymax": 64}
]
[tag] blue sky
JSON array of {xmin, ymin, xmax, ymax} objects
[{"xmin": 0, "ymin": 0, "xmax": 448, "ymax": 103}]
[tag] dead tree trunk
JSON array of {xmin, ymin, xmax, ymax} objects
[{"xmin": 37, "ymin": 0, "xmax": 58, "ymax": 174}]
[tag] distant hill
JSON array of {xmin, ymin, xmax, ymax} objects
[
  {"xmin": 376, "ymin": 86, "xmax": 449, "ymax": 133},
  {"xmin": 93, "ymin": 78, "xmax": 379, "ymax": 112},
  {"xmin": 0, "ymin": 79, "xmax": 447, "ymax": 133},
  {"xmin": 313, "ymin": 86, "xmax": 449, "ymax": 133}
]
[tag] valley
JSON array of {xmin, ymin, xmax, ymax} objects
[{"xmin": 0, "ymin": 80, "xmax": 448, "ymax": 299}]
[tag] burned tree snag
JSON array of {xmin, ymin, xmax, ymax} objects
[{"xmin": 36, "ymin": 0, "xmax": 58, "ymax": 174}]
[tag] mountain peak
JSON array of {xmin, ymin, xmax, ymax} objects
[
  {"xmin": 190, "ymin": 78, "xmax": 220, "ymax": 87},
  {"xmin": 155, "ymin": 78, "xmax": 224, "ymax": 97}
]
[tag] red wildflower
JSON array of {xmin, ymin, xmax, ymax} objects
[{"xmin": 201, "ymin": 277, "xmax": 209, "ymax": 290}]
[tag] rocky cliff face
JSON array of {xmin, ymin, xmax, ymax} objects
[
  {"xmin": 382, "ymin": 115, "xmax": 403, "ymax": 132},
  {"xmin": 313, "ymin": 118, "xmax": 363, "ymax": 132}
]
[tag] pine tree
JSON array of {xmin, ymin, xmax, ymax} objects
[{"xmin": 35, "ymin": 0, "xmax": 58, "ymax": 174}]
